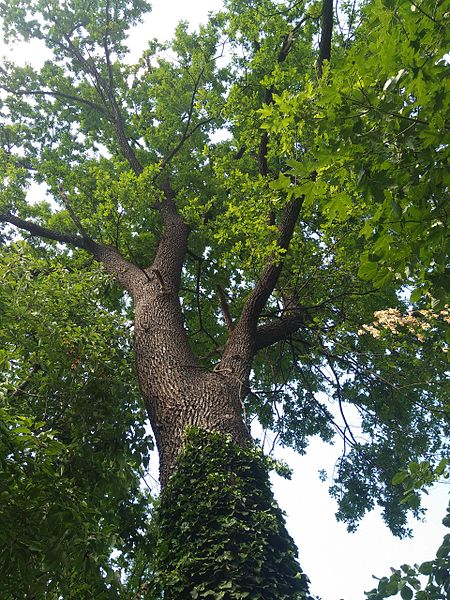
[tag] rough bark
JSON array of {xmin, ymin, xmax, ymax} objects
[
  {"xmin": 135, "ymin": 323, "xmax": 251, "ymax": 485},
  {"xmin": 133, "ymin": 275, "xmax": 251, "ymax": 485},
  {"xmin": 317, "ymin": 0, "xmax": 334, "ymax": 77},
  {"xmin": 132, "ymin": 189, "xmax": 251, "ymax": 485}
]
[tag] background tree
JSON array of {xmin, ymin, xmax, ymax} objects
[
  {"xmin": 0, "ymin": 244, "xmax": 155, "ymax": 597},
  {"xmin": 0, "ymin": 0, "xmax": 448, "ymax": 597}
]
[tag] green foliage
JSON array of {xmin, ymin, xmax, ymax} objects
[
  {"xmin": 151, "ymin": 428, "xmax": 311, "ymax": 599},
  {"xmin": 0, "ymin": 0, "xmax": 449, "ymax": 595},
  {"xmin": 262, "ymin": 0, "xmax": 449, "ymax": 304},
  {"xmin": 392, "ymin": 459, "xmax": 450, "ymax": 510},
  {"xmin": 364, "ymin": 504, "xmax": 450, "ymax": 600},
  {"xmin": 364, "ymin": 460, "xmax": 450, "ymax": 599},
  {"xmin": 0, "ymin": 243, "xmax": 155, "ymax": 598}
]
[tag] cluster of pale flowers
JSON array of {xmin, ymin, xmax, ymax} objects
[{"xmin": 357, "ymin": 305, "xmax": 450, "ymax": 351}]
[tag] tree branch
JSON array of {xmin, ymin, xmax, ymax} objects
[
  {"xmin": 50, "ymin": 32, "xmax": 144, "ymax": 176},
  {"xmin": 103, "ymin": 0, "xmax": 115, "ymax": 97},
  {"xmin": 255, "ymin": 312, "xmax": 306, "ymax": 351},
  {"xmin": 257, "ymin": 16, "xmax": 310, "ymax": 178},
  {"xmin": 146, "ymin": 183, "xmax": 190, "ymax": 294},
  {"xmin": 217, "ymin": 285, "xmax": 234, "ymax": 332},
  {"xmin": 0, "ymin": 80, "xmax": 110, "ymax": 118},
  {"xmin": 155, "ymin": 67, "xmax": 208, "ymax": 178},
  {"xmin": 326, "ymin": 356, "xmax": 357, "ymax": 445},
  {"xmin": 220, "ymin": 196, "xmax": 303, "ymax": 376},
  {"xmin": 0, "ymin": 212, "xmax": 92, "ymax": 251},
  {"xmin": 221, "ymin": 4, "xmax": 331, "ymax": 374},
  {"xmin": 0, "ymin": 212, "xmax": 148, "ymax": 294},
  {"xmin": 240, "ymin": 196, "xmax": 303, "ymax": 328},
  {"xmin": 317, "ymin": 0, "xmax": 334, "ymax": 78},
  {"xmin": 57, "ymin": 183, "xmax": 89, "ymax": 239}
]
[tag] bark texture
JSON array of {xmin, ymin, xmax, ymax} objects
[
  {"xmin": 134, "ymin": 290, "xmax": 251, "ymax": 485},
  {"xmin": 132, "ymin": 192, "xmax": 252, "ymax": 485}
]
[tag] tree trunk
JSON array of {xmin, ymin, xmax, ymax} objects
[
  {"xmin": 0, "ymin": 200, "xmax": 312, "ymax": 598},
  {"xmin": 134, "ymin": 288, "xmax": 251, "ymax": 485},
  {"xmin": 132, "ymin": 287, "xmax": 311, "ymax": 598}
]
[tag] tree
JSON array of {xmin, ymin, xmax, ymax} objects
[{"xmin": 0, "ymin": 0, "xmax": 448, "ymax": 597}]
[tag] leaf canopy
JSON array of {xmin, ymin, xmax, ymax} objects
[{"xmin": 0, "ymin": 0, "xmax": 449, "ymax": 595}]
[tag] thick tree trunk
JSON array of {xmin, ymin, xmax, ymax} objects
[
  {"xmin": 131, "ymin": 268, "xmax": 311, "ymax": 598},
  {"xmin": 134, "ymin": 291, "xmax": 251, "ymax": 485}
]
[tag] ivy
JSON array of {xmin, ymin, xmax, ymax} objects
[{"xmin": 152, "ymin": 428, "xmax": 312, "ymax": 599}]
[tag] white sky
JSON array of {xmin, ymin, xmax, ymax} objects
[{"xmin": 1, "ymin": 1, "xmax": 448, "ymax": 598}]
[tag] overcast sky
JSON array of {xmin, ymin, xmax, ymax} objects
[{"xmin": 1, "ymin": 1, "xmax": 448, "ymax": 598}]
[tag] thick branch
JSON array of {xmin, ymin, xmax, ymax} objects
[
  {"xmin": 277, "ymin": 30, "xmax": 295, "ymax": 63},
  {"xmin": 220, "ymin": 196, "xmax": 303, "ymax": 376},
  {"xmin": 146, "ymin": 184, "xmax": 189, "ymax": 294},
  {"xmin": 110, "ymin": 101, "xmax": 144, "ymax": 176},
  {"xmin": 0, "ymin": 212, "xmax": 92, "ymax": 251},
  {"xmin": 0, "ymin": 212, "xmax": 147, "ymax": 294},
  {"xmin": 255, "ymin": 312, "xmax": 306, "ymax": 351},
  {"xmin": 95, "ymin": 244, "xmax": 149, "ymax": 293},
  {"xmin": 240, "ymin": 197, "xmax": 303, "ymax": 328},
  {"xmin": 317, "ymin": 0, "xmax": 334, "ymax": 77},
  {"xmin": 220, "ymin": 9, "xmax": 328, "ymax": 375}
]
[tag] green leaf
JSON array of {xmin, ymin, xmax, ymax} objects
[
  {"xmin": 418, "ymin": 561, "xmax": 434, "ymax": 575},
  {"xmin": 400, "ymin": 585, "xmax": 413, "ymax": 600}
]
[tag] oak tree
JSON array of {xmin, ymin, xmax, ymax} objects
[{"xmin": 0, "ymin": 0, "xmax": 448, "ymax": 597}]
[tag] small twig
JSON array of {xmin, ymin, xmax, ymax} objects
[
  {"xmin": 327, "ymin": 358, "xmax": 357, "ymax": 446},
  {"xmin": 410, "ymin": 0, "xmax": 442, "ymax": 25}
]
